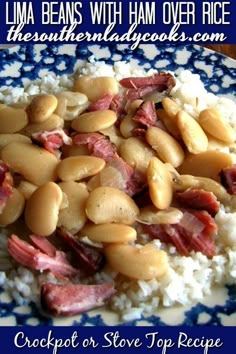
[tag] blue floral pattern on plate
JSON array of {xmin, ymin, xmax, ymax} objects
[{"xmin": 0, "ymin": 44, "xmax": 236, "ymax": 326}]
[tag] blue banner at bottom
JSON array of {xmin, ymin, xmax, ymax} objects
[{"xmin": 0, "ymin": 326, "xmax": 234, "ymax": 354}]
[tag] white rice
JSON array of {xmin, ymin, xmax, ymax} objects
[{"xmin": 1, "ymin": 60, "xmax": 236, "ymax": 322}]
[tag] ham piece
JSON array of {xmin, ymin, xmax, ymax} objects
[
  {"xmin": 73, "ymin": 133, "xmax": 116, "ymax": 162},
  {"xmin": 9, "ymin": 234, "xmax": 115, "ymax": 316},
  {"xmin": 56, "ymin": 228, "xmax": 105, "ymax": 276},
  {"xmin": 110, "ymin": 94, "xmax": 126, "ymax": 123},
  {"xmin": 133, "ymin": 101, "xmax": 157, "ymax": 127},
  {"xmin": 29, "ymin": 234, "xmax": 57, "ymax": 258},
  {"xmin": 88, "ymin": 94, "xmax": 113, "ymax": 112},
  {"xmin": 41, "ymin": 282, "xmax": 115, "ymax": 316},
  {"xmin": 220, "ymin": 165, "xmax": 236, "ymax": 194},
  {"xmin": 131, "ymin": 100, "xmax": 162, "ymax": 136},
  {"xmin": 141, "ymin": 210, "xmax": 217, "ymax": 257},
  {"xmin": 32, "ymin": 129, "xmax": 72, "ymax": 155},
  {"xmin": 126, "ymin": 86, "xmax": 160, "ymax": 101},
  {"xmin": 120, "ymin": 73, "xmax": 176, "ymax": 89},
  {"xmin": 119, "ymin": 73, "xmax": 176, "ymax": 100},
  {"xmin": 8, "ymin": 234, "xmax": 79, "ymax": 278},
  {"xmin": 88, "ymin": 94, "xmax": 126, "ymax": 126},
  {"xmin": 176, "ymin": 188, "xmax": 220, "ymax": 216}
]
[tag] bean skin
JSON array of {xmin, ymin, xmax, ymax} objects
[
  {"xmin": 25, "ymin": 182, "xmax": 63, "ymax": 236},
  {"xmin": 1, "ymin": 142, "xmax": 59, "ymax": 186},
  {"xmin": 86, "ymin": 186, "xmax": 139, "ymax": 225}
]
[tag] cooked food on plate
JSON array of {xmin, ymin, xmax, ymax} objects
[{"xmin": 0, "ymin": 60, "xmax": 236, "ymax": 322}]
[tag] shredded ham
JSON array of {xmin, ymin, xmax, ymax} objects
[
  {"xmin": 126, "ymin": 86, "xmax": 160, "ymax": 101},
  {"xmin": 88, "ymin": 94, "xmax": 113, "ymax": 111},
  {"xmin": 133, "ymin": 101, "xmax": 158, "ymax": 127},
  {"xmin": 8, "ymin": 234, "xmax": 79, "ymax": 278},
  {"xmin": 141, "ymin": 210, "xmax": 217, "ymax": 257},
  {"xmin": 73, "ymin": 133, "xmax": 116, "ymax": 162},
  {"xmin": 119, "ymin": 73, "xmax": 176, "ymax": 89},
  {"xmin": 110, "ymin": 94, "xmax": 126, "ymax": 123},
  {"xmin": 220, "ymin": 165, "xmax": 236, "ymax": 195},
  {"xmin": 32, "ymin": 129, "xmax": 72, "ymax": 155},
  {"xmin": 56, "ymin": 227, "xmax": 105, "ymax": 275},
  {"xmin": 130, "ymin": 101, "xmax": 165, "ymax": 137},
  {"xmin": 29, "ymin": 234, "xmax": 57, "ymax": 258},
  {"xmin": 176, "ymin": 188, "xmax": 220, "ymax": 216},
  {"xmin": 41, "ymin": 282, "xmax": 115, "ymax": 316},
  {"xmin": 120, "ymin": 73, "xmax": 176, "ymax": 101}
]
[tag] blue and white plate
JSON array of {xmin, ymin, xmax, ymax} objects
[{"xmin": 0, "ymin": 44, "xmax": 236, "ymax": 326}]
